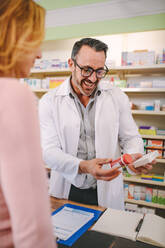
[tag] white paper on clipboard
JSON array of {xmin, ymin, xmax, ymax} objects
[{"xmin": 52, "ymin": 206, "xmax": 94, "ymax": 240}]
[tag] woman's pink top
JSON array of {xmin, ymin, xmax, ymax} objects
[{"xmin": 0, "ymin": 78, "xmax": 56, "ymax": 248}]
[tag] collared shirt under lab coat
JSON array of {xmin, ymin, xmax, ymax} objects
[{"xmin": 39, "ymin": 78, "xmax": 144, "ymax": 210}]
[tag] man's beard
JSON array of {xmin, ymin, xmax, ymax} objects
[{"xmin": 75, "ymin": 78, "xmax": 99, "ymax": 96}]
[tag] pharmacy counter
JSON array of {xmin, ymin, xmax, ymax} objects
[{"xmin": 50, "ymin": 197, "xmax": 158, "ymax": 248}]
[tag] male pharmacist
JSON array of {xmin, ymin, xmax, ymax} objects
[{"xmin": 39, "ymin": 38, "xmax": 152, "ymax": 209}]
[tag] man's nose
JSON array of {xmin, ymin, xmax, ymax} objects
[{"xmin": 88, "ymin": 71, "xmax": 97, "ymax": 82}]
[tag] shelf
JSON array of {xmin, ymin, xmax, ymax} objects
[
  {"xmin": 30, "ymin": 64, "xmax": 165, "ymax": 77},
  {"xmin": 124, "ymin": 176, "xmax": 165, "ymax": 186},
  {"xmin": 32, "ymin": 89, "xmax": 165, "ymax": 102},
  {"xmin": 33, "ymin": 89, "xmax": 49, "ymax": 93},
  {"xmin": 31, "ymin": 88, "xmax": 165, "ymax": 96},
  {"xmin": 146, "ymin": 147, "xmax": 165, "ymax": 150},
  {"xmin": 141, "ymin": 135, "xmax": 165, "ymax": 140},
  {"xmin": 122, "ymin": 88, "xmax": 165, "ymax": 93},
  {"xmin": 30, "ymin": 69, "xmax": 71, "ymax": 78},
  {"xmin": 156, "ymin": 158, "xmax": 165, "ymax": 164},
  {"xmin": 132, "ymin": 110, "xmax": 165, "ymax": 115},
  {"xmin": 125, "ymin": 198, "xmax": 165, "ymax": 209},
  {"xmin": 110, "ymin": 64, "xmax": 165, "ymax": 74}
]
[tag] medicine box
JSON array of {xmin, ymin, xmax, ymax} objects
[
  {"xmin": 152, "ymin": 189, "xmax": 158, "ymax": 203},
  {"xmin": 163, "ymin": 150, "xmax": 165, "ymax": 158},
  {"xmin": 152, "ymin": 175, "xmax": 164, "ymax": 182},
  {"xmin": 133, "ymin": 186, "xmax": 141, "ymax": 201},
  {"xmin": 146, "ymin": 149, "xmax": 162, "ymax": 158},
  {"xmin": 139, "ymin": 129, "xmax": 156, "ymax": 135},
  {"xmin": 143, "ymin": 139, "xmax": 148, "ymax": 147},
  {"xmin": 156, "ymin": 129, "xmax": 165, "ymax": 135},
  {"xmin": 114, "ymin": 79, "xmax": 127, "ymax": 88},
  {"xmin": 125, "ymin": 203, "xmax": 138, "ymax": 212},
  {"xmin": 133, "ymin": 151, "xmax": 159, "ymax": 168},
  {"xmin": 147, "ymin": 139, "xmax": 164, "ymax": 148},
  {"xmin": 128, "ymin": 184, "xmax": 134, "ymax": 199},
  {"xmin": 49, "ymin": 77, "xmax": 65, "ymax": 89},
  {"xmin": 147, "ymin": 208, "xmax": 155, "ymax": 214},
  {"xmin": 124, "ymin": 183, "xmax": 129, "ymax": 199},
  {"xmin": 121, "ymin": 51, "xmax": 155, "ymax": 66},
  {"xmin": 141, "ymin": 174, "xmax": 153, "ymax": 180},
  {"xmin": 145, "ymin": 187, "xmax": 152, "ymax": 202},
  {"xmin": 157, "ymin": 190, "xmax": 165, "ymax": 205}
]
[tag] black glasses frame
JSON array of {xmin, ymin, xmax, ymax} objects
[{"xmin": 73, "ymin": 59, "xmax": 109, "ymax": 79}]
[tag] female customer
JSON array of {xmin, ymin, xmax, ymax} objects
[{"xmin": 0, "ymin": 0, "xmax": 56, "ymax": 247}]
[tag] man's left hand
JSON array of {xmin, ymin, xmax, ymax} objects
[{"xmin": 127, "ymin": 153, "xmax": 155, "ymax": 174}]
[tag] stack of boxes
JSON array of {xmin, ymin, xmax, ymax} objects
[
  {"xmin": 139, "ymin": 127, "xmax": 165, "ymax": 137},
  {"xmin": 121, "ymin": 49, "xmax": 165, "ymax": 66},
  {"xmin": 20, "ymin": 77, "xmax": 66, "ymax": 90},
  {"xmin": 125, "ymin": 203, "xmax": 155, "ymax": 214},
  {"xmin": 124, "ymin": 183, "xmax": 165, "ymax": 206},
  {"xmin": 142, "ymin": 138, "xmax": 165, "ymax": 158},
  {"xmin": 121, "ymin": 50, "xmax": 155, "ymax": 66},
  {"xmin": 33, "ymin": 59, "xmax": 69, "ymax": 71},
  {"xmin": 156, "ymin": 49, "xmax": 165, "ymax": 64}
]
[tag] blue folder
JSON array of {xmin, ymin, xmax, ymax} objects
[{"xmin": 52, "ymin": 203, "xmax": 102, "ymax": 247}]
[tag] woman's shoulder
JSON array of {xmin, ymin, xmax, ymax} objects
[
  {"xmin": 0, "ymin": 78, "xmax": 38, "ymax": 132},
  {"xmin": 0, "ymin": 77, "xmax": 30, "ymax": 92},
  {"xmin": 0, "ymin": 78, "xmax": 34, "ymax": 104}
]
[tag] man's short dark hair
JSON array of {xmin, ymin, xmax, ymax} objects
[{"xmin": 71, "ymin": 38, "xmax": 108, "ymax": 60}]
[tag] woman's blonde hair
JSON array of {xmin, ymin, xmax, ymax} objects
[{"xmin": 0, "ymin": 0, "xmax": 45, "ymax": 76}]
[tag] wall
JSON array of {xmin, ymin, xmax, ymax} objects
[{"xmin": 41, "ymin": 30, "xmax": 165, "ymax": 66}]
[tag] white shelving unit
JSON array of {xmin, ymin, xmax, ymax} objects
[
  {"xmin": 131, "ymin": 110, "xmax": 165, "ymax": 115},
  {"xmin": 120, "ymin": 65, "xmax": 165, "ymax": 213},
  {"xmin": 33, "ymin": 89, "xmax": 49, "ymax": 93},
  {"xmin": 30, "ymin": 69, "xmax": 71, "ymax": 79},
  {"xmin": 30, "ymin": 64, "xmax": 165, "ymax": 131},
  {"xmin": 124, "ymin": 175, "xmax": 165, "ymax": 187},
  {"xmin": 122, "ymin": 88, "xmax": 165, "ymax": 93},
  {"xmin": 30, "ymin": 64, "xmax": 165, "ymax": 77},
  {"xmin": 125, "ymin": 199, "xmax": 165, "ymax": 210},
  {"xmin": 110, "ymin": 64, "xmax": 165, "ymax": 73},
  {"xmin": 30, "ymin": 64, "xmax": 165, "ymax": 212},
  {"xmin": 156, "ymin": 158, "xmax": 165, "ymax": 164},
  {"xmin": 141, "ymin": 135, "xmax": 165, "ymax": 140}
]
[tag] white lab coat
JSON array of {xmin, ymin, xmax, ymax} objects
[{"xmin": 39, "ymin": 78, "xmax": 143, "ymax": 209}]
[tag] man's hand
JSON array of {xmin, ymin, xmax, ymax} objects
[
  {"xmin": 128, "ymin": 153, "xmax": 155, "ymax": 174},
  {"xmin": 79, "ymin": 158, "xmax": 121, "ymax": 181}
]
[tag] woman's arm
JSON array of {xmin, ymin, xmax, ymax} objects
[{"xmin": 0, "ymin": 81, "xmax": 56, "ymax": 248}]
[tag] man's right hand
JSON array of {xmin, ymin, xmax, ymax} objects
[{"xmin": 79, "ymin": 158, "xmax": 121, "ymax": 181}]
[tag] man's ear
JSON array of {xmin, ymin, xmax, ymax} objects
[{"xmin": 68, "ymin": 58, "xmax": 75, "ymax": 72}]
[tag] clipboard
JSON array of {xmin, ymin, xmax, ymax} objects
[{"xmin": 52, "ymin": 203, "xmax": 102, "ymax": 246}]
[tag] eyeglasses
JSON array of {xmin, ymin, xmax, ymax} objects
[{"xmin": 73, "ymin": 59, "xmax": 108, "ymax": 79}]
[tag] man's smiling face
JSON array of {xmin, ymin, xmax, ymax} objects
[{"xmin": 70, "ymin": 45, "xmax": 106, "ymax": 97}]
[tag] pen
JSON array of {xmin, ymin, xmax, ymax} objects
[{"xmin": 135, "ymin": 218, "xmax": 143, "ymax": 232}]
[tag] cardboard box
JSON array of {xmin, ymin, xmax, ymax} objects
[
  {"xmin": 147, "ymin": 139, "xmax": 163, "ymax": 148},
  {"xmin": 146, "ymin": 149, "xmax": 162, "ymax": 158}
]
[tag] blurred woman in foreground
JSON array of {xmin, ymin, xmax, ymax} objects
[{"xmin": 0, "ymin": 0, "xmax": 56, "ymax": 247}]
